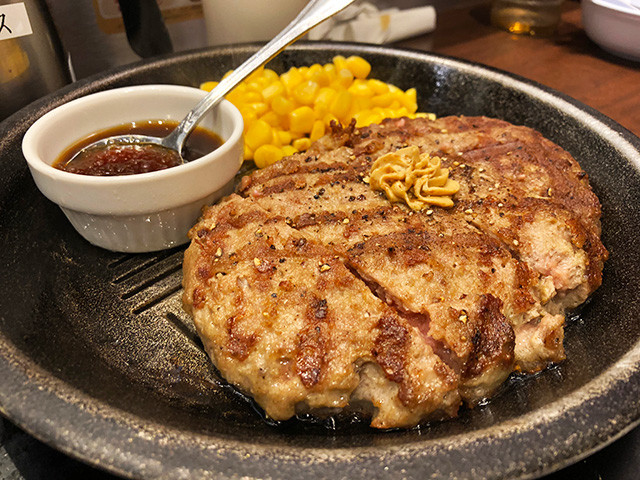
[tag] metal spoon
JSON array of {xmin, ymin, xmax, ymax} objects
[{"xmin": 67, "ymin": 0, "xmax": 356, "ymax": 166}]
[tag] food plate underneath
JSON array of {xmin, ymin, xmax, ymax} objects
[{"xmin": 0, "ymin": 43, "xmax": 639, "ymax": 480}]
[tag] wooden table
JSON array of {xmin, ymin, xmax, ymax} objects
[{"xmin": 397, "ymin": 0, "xmax": 640, "ymax": 136}]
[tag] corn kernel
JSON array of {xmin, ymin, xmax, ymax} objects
[
  {"xmin": 200, "ymin": 81, "xmax": 218, "ymax": 92},
  {"xmin": 354, "ymin": 111, "xmax": 375, "ymax": 128},
  {"xmin": 401, "ymin": 88, "xmax": 418, "ymax": 111},
  {"xmin": 254, "ymin": 144, "xmax": 283, "ymax": 168},
  {"xmin": 289, "ymin": 106, "xmax": 315, "ymax": 133},
  {"xmin": 288, "ymin": 130, "xmax": 305, "ymax": 140},
  {"xmin": 277, "ymin": 130, "xmax": 292, "ymax": 145},
  {"xmin": 282, "ymin": 145, "xmax": 298, "ymax": 156},
  {"xmin": 345, "ymin": 56, "xmax": 371, "ymax": 79},
  {"xmin": 292, "ymin": 80, "xmax": 319, "ymax": 106},
  {"xmin": 261, "ymin": 68, "xmax": 279, "ymax": 83},
  {"xmin": 243, "ymin": 144, "xmax": 253, "ymax": 161},
  {"xmin": 329, "ymin": 90, "xmax": 352, "ymax": 121},
  {"xmin": 313, "ymin": 104, "xmax": 328, "ymax": 118},
  {"xmin": 247, "ymin": 66, "xmax": 265, "ymax": 82},
  {"xmin": 281, "ymin": 68, "xmax": 304, "ymax": 92},
  {"xmin": 310, "ymin": 120, "xmax": 325, "ymax": 142},
  {"xmin": 333, "ymin": 68, "xmax": 354, "ymax": 88},
  {"xmin": 348, "ymin": 80, "xmax": 374, "ymax": 97},
  {"xmin": 260, "ymin": 111, "xmax": 282, "ymax": 128},
  {"xmin": 248, "ymin": 102, "xmax": 269, "ymax": 116},
  {"xmin": 306, "ymin": 64, "xmax": 330, "ymax": 87},
  {"xmin": 405, "ymin": 87, "xmax": 417, "ymax": 103},
  {"xmin": 352, "ymin": 95, "xmax": 372, "ymax": 112},
  {"xmin": 333, "ymin": 55, "xmax": 347, "ymax": 71},
  {"xmin": 306, "ymin": 64, "xmax": 323, "ymax": 77},
  {"xmin": 293, "ymin": 137, "xmax": 311, "ymax": 151},
  {"xmin": 242, "ymin": 91, "xmax": 263, "ymax": 103},
  {"xmin": 270, "ymin": 131, "xmax": 282, "ymax": 147},
  {"xmin": 239, "ymin": 108, "xmax": 258, "ymax": 133},
  {"xmin": 271, "ymin": 95, "xmax": 295, "ymax": 116},
  {"xmin": 261, "ymin": 81, "xmax": 284, "ymax": 102},
  {"xmin": 314, "ymin": 87, "xmax": 337, "ymax": 110},
  {"xmin": 367, "ymin": 78, "xmax": 388, "ymax": 95},
  {"xmin": 372, "ymin": 92, "xmax": 394, "ymax": 108},
  {"xmin": 323, "ymin": 113, "xmax": 339, "ymax": 126},
  {"xmin": 226, "ymin": 89, "xmax": 246, "ymax": 105},
  {"xmin": 247, "ymin": 81, "xmax": 262, "ymax": 92},
  {"xmin": 245, "ymin": 119, "xmax": 273, "ymax": 150},
  {"xmin": 381, "ymin": 108, "xmax": 395, "ymax": 118},
  {"xmin": 323, "ymin": 63, "xmax": 337, "ymax": 80}
]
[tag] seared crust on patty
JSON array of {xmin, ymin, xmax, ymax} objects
[
  {"xmin": 182, "ymin": 195, "xmax": 461, "ymax": 428},
  {"xmin": 183, "ymin": 116, "xmax": 607, "ymax": 428}
]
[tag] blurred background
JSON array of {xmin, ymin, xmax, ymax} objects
[{"xmin": 0, "ymin": 0, "xmax": 495, "ymax": 120}]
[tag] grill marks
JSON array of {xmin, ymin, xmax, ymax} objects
[
  {"xmin": 346, "ymin": 264, "xmax": 433, "ymax": 390},
  {"xmin": 226, "ymin": 315, "xmax": 257, "ymax": 361},
  {"xmin": 183, "ymin": 116, "xmax": 606, "ymax": 428},
  {"xmin": 372, "ymin": 316, "xmax": 409, "ymax": 385},
  {"xmin": 247, "ymin": 116, "xmax": 605, "ymax": 306},
  {"xmin": 297, "ymin": 297, "xmax": 329, "ymax": 387},
  {"xmin": 233, "ymin": 120, "xmax": 541, "ymax": 400},
  {"xmin": 255, "ymin": 203, "xmax": 521, "ymax": 400},
  {"xmin": 344, "ymin": 225, "xmax": 524, "ymax": 385},
  {"xmin": 462, "ymin": 294, "xmax": 515, "ymax": 380},
  {"xmin": 183, "ymin": 196, "xmax": 462, "ymax": 424}
]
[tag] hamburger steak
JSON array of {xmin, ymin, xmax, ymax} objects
[{"xmin": 182, "ymin": 116, "xmax": 607, "ymax": 429}]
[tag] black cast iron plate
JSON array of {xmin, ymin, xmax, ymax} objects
[{"xmin": 0, "ymin": 43, "xmax": 639, "ymax": 480}]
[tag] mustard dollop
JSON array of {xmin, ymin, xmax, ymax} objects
[{"xmin": 369, "ymin": 146, "xmax": 459, "ymax": 210}]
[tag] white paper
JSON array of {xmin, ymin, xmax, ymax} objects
[
  {"xmin": 0, "ymin": 3, "xmax": 33, "ymax": 41},
  {"xmin": 309, "ymin": 4, "xmax": 436, "ymax": 44}
]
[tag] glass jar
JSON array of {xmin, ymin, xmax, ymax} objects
[{"xmin": 491, "ymin": 0, "xmax": 564, "ymax": 36}]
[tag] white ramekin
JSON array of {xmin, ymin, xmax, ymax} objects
[{"xmin": 22, "ymin": 84, "xmax": 244, "ymax": 252}]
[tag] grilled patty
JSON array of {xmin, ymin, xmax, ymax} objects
[{"xmin": 182, "ymin": 116, "xmax": 607, "ymax": 428}]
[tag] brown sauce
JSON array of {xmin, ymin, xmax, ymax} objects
[{"xmin": 54, "ymin": 120, "xmax": 224, "ymax": 176}]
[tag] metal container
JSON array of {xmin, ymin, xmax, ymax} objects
[
  {"xmin": 43, "ymin": 0, "xmax": 207, "ymax": 80},
  {"xmin": 0, "ymin": 0, "xmax": 71, "ymax": 120}
]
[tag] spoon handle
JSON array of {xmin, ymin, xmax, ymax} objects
[{"xmin": 164, "ymin": 0, "xmax": 356, "ymax": 150}]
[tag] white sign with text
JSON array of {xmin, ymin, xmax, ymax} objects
[{"xmin": 0, "ymin": 3, "xmax": 33, "ymax": 41}]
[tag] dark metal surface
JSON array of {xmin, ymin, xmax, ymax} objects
[
  {"xmin": 2, "ymin": 415, "xmax": 639, "ymax": 479},
  {"xmin": 0, "ymin": 43, "xmax": 639, "ymax": 480}
]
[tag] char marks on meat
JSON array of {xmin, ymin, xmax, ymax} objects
[{"xmin": 182, "ymin": 116, "xmax": 607, "ymax": 428}]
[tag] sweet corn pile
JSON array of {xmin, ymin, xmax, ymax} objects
[{"xmin": 200, "ymin": 55, "xmax": 433, "ymax": 168}]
